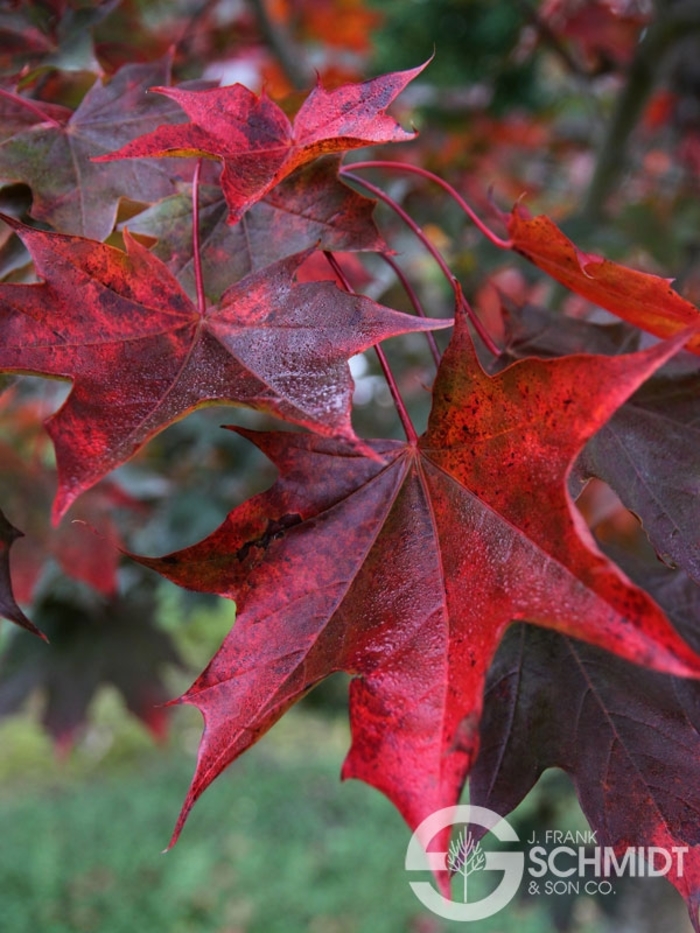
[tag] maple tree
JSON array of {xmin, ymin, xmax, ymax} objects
[{"xmin": 2, "ymin": 0, "xmax": 700, "ymax": 928}]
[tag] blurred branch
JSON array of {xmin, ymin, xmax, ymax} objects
[
  {"xmin": 582, "ymin": 1, "xmax": 700, "ymax": 224},
  {"xmin": 518, "ymin": 0, "xmax": 595, "ymax": 78},
  {"xmin": 246, "ymin": 0, "xmax": 312, "ymax": 91}
]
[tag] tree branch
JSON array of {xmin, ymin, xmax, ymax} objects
[
  {"xmin": 246, "ymin": 0, "xmax": 312, "ymax": 91},
  {"xmin": 582, "ymin": 1, "xmax": 700, "ymax": 223}
]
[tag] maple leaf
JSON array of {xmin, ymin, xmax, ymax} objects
[
  {"xmin": 502, "ymin": 300, "xmax": 641, "ymax": 360},
  {"xmin": 133, "ymin": 309, "xmax": 700, "ymax": 866},
  {"xmin": 0, "ymin": 586, "xmax": 183, "ymax": 748},
  {"xmin": 508, "ymin": 206, "xmax": 700, "ymax": 352},
  {"xmin": 0, "ymin": 0, "xmax": 113, "ymax": 76},
  {"xmin": 96, "ymin": 64, "xmax": 426, "ymax": 224},
  {"xmin": 501, "ymin": 300, "xmax": 700, "ymax": 586},
  {"xmin": 0, "ymin": 430, "xmax": 140, "ymax": 603},
  {"xmin": 579, "ymin": 370, "xmax": 700, "ymax": 585},
  {"xmin": 0, "ymin": 58, "xmax": 197, "ymax": 240},
  {"xmin": 0, "ymin": 508, "xmax": 44, "ymax": 640},
  {"xmin": 471, "ymin": 551, "xmax": 700, "ymax": 930},
  {"xmin": 126, "ymin": 156, "xmax": 385, "ymax": 303},
  {"xmin": 0, "ymin": 216, "xmax": 449, "ymax": 522},
  {"xmin": 540, "ymin": 0, "xmax": 650, "ymax": 68}
]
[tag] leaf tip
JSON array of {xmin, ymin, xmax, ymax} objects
[
  {"xmin": 148, "ymin": 84, "xmax": 174, "ymax": 99},
  {"xmin": 0, "ymin": 211, "xmax": 20, "ymax": 232},
  {"xmin": 1, "ymin": 607, "xmax": 47, "ymax": 641}
]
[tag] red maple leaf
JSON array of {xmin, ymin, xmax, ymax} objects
[
  {"xmin": 0, "ymin": 216, "xmax": 449, "ymax": 522},
  {"xmin": 96, "ymin": 64, "xmax": 426, "ymax": 224},
  {"xmin": 0, "ymin": 426, "xmax": 140, "ymax": 603},
  {"xmin": 134, "ymin": 309, "xmax": 700, "ymax": 875},
  {"xmin": 508, "ymin": 205, "xmax": 700, "ymax": 351}
]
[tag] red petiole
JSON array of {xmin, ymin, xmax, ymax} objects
[
  {"xmin": 0, "ymin": 87, "xmax": 63, "ymax": 128},
  {"xmin": 342, "ymin": 170, "xmax": 501, "ymax": 356},
  {"xmin": 324, "ymin": 250, "xmax": 418, "ymax": 445},
  {"xmin": 343, "ymin": 160, "xmax": 512, "ymax": 250},
  {"xmin": 192, "ymin": 159, "xmax": 206, "ymax": 316},
  {"xmin": 378, "ymin": 252, "xmax": 441, "ymax": 368}
]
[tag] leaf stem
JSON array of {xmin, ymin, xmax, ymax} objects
[
  {"xmin": 342, "ymin": 170, "xmax": 501, "ymax": 356},
  {"xmin": 192, "ymin": 159, "xmax": 206, "ymax": 316},
  {"xmin": 377, "ymin": 252, "xmax": 441, "ymax": 367},
  {"xmin": 323, "ymin": 251, "xmax": 418, "ymax": 445},
  {"xmin": 373, "ymin": 343, "xmax": 418, "ymax": 445},
  {"xmin": 343, "ymin": 161, "xmax": 512, "ymax": 249},
  {"xmin": 0, "ymin": 87, "xmax": 63, "ymax": 128}
]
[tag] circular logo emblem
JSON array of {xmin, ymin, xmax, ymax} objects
[{"xmin": 405, "ymin": 805, "xmax": 524, "ymax": 921}]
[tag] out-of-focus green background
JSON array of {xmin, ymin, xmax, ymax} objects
[
  {"xmin": 0, "ymin": 611, "xmax": 598, "ymax": 933},
  {"xmin": 0, "ymin": 587, "xmax": 685, "ymax": 933}
]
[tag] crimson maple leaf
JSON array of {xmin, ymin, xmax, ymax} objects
[
  {"xmin": 0, "ymin": 216, "xmax": 448, "ymax": 522},
  {"xmin": 134, "ymin": 309, "xmax": 700, "ymax": 871},
  {"xmin": 96, "ymin": 64, "xmax": 426, "ymax": 224}
]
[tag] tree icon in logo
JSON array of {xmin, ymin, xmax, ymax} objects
[
  {"xmin": 406, "ymin": 805, "xmax": 524, "ymax": 922},
  {"xmin": 448, "ymin": 827, "xmax": 486, "ymax": 902}
]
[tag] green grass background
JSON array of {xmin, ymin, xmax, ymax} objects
[
  {"xmin": 0, "ymin": 590, "xmax": 690, "ymax": 933},
  {"xmin": 0, "ymin": 682, "xmax": 603, "ymax": 933}
]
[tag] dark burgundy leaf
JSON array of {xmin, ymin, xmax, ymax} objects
[
  {"xmin": 0, "ymin": 58, "xmax": 196, "ymax": 239},
  {"xmin": 0, "ymin": 587, "xmax": 183, "ymax": 747},
  {"xmin": 126, "ymin": 156, "xmax": 386, "ymax": 303},
  {"xmin": 580, "ymin": 371, "xmax": 700, "ymax": 584},
  {"xmin": 472, "ymin": 552, "xmax": 700, "ymax": 930},
  {"xmin": 0, "ymin": 507, "xmax": 44, "ymax": 639}
]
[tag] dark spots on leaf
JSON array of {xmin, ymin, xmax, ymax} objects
[
  {"xmin": 236, "ymin": 512, "xmax": 303, "ymax": 562},
  {"xmin": 155, "ymin": 554, "xmax": 178, "ymax": 566}
]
